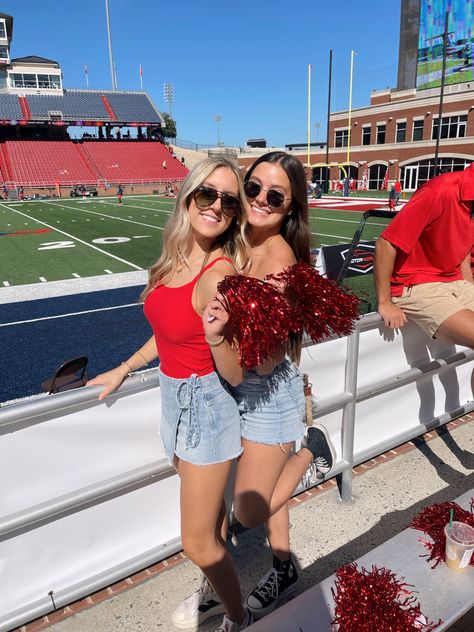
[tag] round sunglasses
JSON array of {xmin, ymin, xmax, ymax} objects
[
  {"xmin": 192, "ymin": 186, "xmax": 241, "ymax": 217},
  {"xmin": 244, "ymin": 180, "xmax": 291, "ymax": 208}
]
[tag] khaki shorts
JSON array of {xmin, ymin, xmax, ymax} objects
[{"xmin": 392, "ymin": 280, "xmax": 474, "ymax": 337}]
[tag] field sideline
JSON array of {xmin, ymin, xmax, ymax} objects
[{"xmin": 0, "ymin": 194, "xmax": 395, "ymax": 288}]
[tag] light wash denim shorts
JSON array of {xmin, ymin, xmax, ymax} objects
[
  {"xmin": 229, "ymin": 359, "xmax": 306, "ymax": 445},
  {"xmin": 159, "ymin": 369, "xmax": 243, "ymax": 466}
]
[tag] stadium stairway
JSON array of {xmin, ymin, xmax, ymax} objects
[{"xmin": 171, "ymin": 145, "xmax": 209, "ymax": 169}]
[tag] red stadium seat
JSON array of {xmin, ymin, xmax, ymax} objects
[
  {"xmin": 1, "ymin": 140, "xmax": 188, "ymax": 186},
  {"xmin": 5, "ymin": 141, "xmax": 96, "ymax": 186},
  {"xmin": 82, "ymin": 141, "xmax": 188, "ymax": 183}
]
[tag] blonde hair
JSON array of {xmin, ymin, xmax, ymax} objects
[{"xmin": 140, "ymin": 157, "xmax": 249, "ymax": 301}]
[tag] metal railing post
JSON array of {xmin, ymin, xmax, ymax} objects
[{"xmin": 340, "ymin": 326, "xmax": 360, "ymax": 500}]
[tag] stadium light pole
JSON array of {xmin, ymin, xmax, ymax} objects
[
  {"xmin": 105, "ymin": 0, "xmax": 117, "ymax": 91},
  {"xmin": 214, "ymin": 115, "xmax": 222, "ymax": 146},
  {"xmin": 164, "ymin": 82, "xmax": 174, "ymax": 116}
]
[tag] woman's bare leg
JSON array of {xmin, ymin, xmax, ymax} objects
[{"xmin": 177, "ymin": 458, "xmax": 245, "ymax": 624}]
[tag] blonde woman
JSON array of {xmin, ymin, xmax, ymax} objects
[
  {"xmin": 174, "ymin": 152, "xmax": 336, "ymax": 625},
  {"xmin": 88, "ymin": 157, "xmax": 253, "ymax": 632}
]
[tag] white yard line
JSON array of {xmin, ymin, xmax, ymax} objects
[
  {"xmin": 100, "ymin": 199, "xmax": 173, "ymax": 215},
  {"xmin": 44, "ymin": 200, "xmax": 168, "ymax": 229},
  {"xmin": 309, "ymin": 216, "xmax": 388, "ymax": 227},
  {"xmin": 0, "ymin": 302, "xmax": 140, "ymax": 328},
  {"xmin": 1, "ymin": 203, "xmax": 142, "ymax": 271},
  {"xmin": 311, "ymin": 231, "xmax": 349, "ymax": 240}
]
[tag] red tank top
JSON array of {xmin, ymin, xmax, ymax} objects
[{"xmin": 144, "ymin": 257, "xmax": 232, "ymax": 378}]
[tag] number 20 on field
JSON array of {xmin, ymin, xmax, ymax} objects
[{"xmin": 38, "ymin": 236, "xmax": 150, "ymax": 250}]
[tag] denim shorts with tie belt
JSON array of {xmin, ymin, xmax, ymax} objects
[{"xmin": 159, "ymin": 369, "xmax": 243, "ymax": 466}]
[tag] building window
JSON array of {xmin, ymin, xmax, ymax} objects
[
  {"xmin": 335, "ymin": 129, "xmax": 349, "ymax": 147},
  {"xmin": 0, "ymin": 21, "xmax": 6, "ymax": 39},
  {"xmin": 400, "ymin": 157, "xmax": 472, "ymax": 190},
  {"xmin": 432, "ymin": 115, "xmax": 467, "ymax": 140},
  {"xmin": 362, "ymin": 126, "xmax": 371, "ymax": 145},
  {"xmin": 369, "ymin": 163, "xmax": 386, "ymax": 189},
  {"xmin": 9, "ymin": 72, "xmax": 61, "ymax": 90},
  {"xmin": 412, "ymin": 119, "xmax": 424, "ymax": 141},
  {"xmin": 376, "ymin": 124, "xmax": 386, "ymax": 144},
  {"xmin": 396, "ymin": 122, "xmax": 406, "ymax": 143},
  {"xmin": 0, "ymin": 45, "xmax": 9, "ymax": 62}
]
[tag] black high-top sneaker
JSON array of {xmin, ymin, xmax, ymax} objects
[
  {"xmin": 302, "ymin": 424, "xmax": 336, "ymax": 477},
  {"xmin": 246, "ymin": 556, "xmax": 300, "ymax": 619}
]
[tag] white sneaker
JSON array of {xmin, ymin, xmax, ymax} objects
[
  {"xmin": 214, "ymin": 607, "xmax": 253, "ymax": 631},
  {"xmin": 172, "ymin": 577, "xmax": 225, "ymax": 629}
]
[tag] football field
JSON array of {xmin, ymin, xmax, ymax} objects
[
  {"xmin": 0, "ymin": 194, "xmax": 395, "ymax": 402},
  {"xmin": 0, "ymin": 195, "xmax": 394, "ymax": 287}
]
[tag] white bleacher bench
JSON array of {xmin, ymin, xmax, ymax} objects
[{"xmin": 248, "ymin": 489, "xmax": 474, "ymax": 631}]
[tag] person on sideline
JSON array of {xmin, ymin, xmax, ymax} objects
[
  {"xmin": 88, "ymin": 158, "xmax": 253, "ymax": 632},
  {"xmin": 174, "ymin": 152, "xmax": 336, "ymax": 624},
  {"xmin": 375, "ymin": 164, "xmax": 474, "ymax": 350},
  {"xmin": 394, "ymin": 179, "xmax": 402, "ymax": 205},
  {"xmin": 117, "ymin": 184, "xmax": 124, "ymax": 204},
  {"xmin": 388, "ymin": 184, "xmax": 396, "ymax": 211}
]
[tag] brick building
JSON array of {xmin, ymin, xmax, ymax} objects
[
  {"xmin": 318, "ymin": 81, "xmax": 474, "ymax": 191},
  {"xmin": 239, "ymin": 0, "xmax": 474, "ymax": 192}
]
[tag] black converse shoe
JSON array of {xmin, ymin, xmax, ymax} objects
[
  {"xmin": 172, "ymin": 576, "xmax": 225, "ymax": 629},
  {"xmin": 301, "ymin": 424, "xmax": 336, "ymax": 477},
  {"xmin": 246, "ymin": 557, "xmax": 299, "ymax": 619}
]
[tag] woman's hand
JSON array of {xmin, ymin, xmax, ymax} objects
[
  {"xmin": 202, "ymin": 293, "xmax": 229, "ymax": 341},
  {"xmin": 87, "ymin": 364, "xmax": 130, "ymax": 401}
]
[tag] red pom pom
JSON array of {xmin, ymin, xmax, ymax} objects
[
  {"xmin": 410, "ymin": 499, "xmax": 474, "ymax": 568},
  {"xmin": 331, "ymin": 563, "xmax": 442, "ymax": 631},
  {"xmin": 217, "ymin": 275, "xmax": 301, "ymax": 369},
  {"xmin": 268, "ymin": 262, "xmax": 360, "ymax": 343}
]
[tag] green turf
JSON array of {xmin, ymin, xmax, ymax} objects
[{"xmin": 0, "ymin": 195, "xmax": 390, "ymax": 313}]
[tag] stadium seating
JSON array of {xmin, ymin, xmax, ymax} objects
[
  {"xmin": 0, "ymin": 138, "xmax": 187, "ymax": 186},
  {"xmin": 82, "ymin": 141, "xmax": 188, "ymax": 182},
  {"xmin": 5, "ymin": 141, "xmax": 96, "ymax": 185},
  {"xmin": 0, "ymin": 94, "xmax": 23, "ymax": 121},
  {"xmin": 24, "ymin": 91, "xmax": 162, "ymax": 123},
  {"xmin": 26, "ymin": 92, "xmax": 110, "ymax": 121},
  {"xmin": 105, "ymin": 93, "xmax": 161, "ymax": 123}
]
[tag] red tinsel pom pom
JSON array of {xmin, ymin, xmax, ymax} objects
[
  {"xmin": 410, "ymin": 499, "xmax": 474, "ymax": 568},
  {"xmin": 217, "ymin": 275, "xmax": 301, "ymax": 369},
  {"xmin": 331, "ymin": 563, "xmax": 441, "ymax": 631},
  {"xmin": 268, "ymin": 262, "xmax": 360, "ymax": 343}
]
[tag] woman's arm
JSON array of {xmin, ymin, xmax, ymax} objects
[
  {"xmin": 87, "ymin": 335, "xmax": 158, "ymax": 400},
  {"xmin": 197, "ymin": 266, "xmax": 245, "ymax": 386}
]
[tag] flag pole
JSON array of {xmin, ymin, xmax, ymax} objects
[
  {"xmin": 105, "ymin": 0, "xmax": 117, "ymax": 90},
  {"xmin": 140, "ymin": 65, "xmax": 143, "ymax": 90},
  {"xmin": 307, "ymin": 64, "xmax": 311, "ymax": 167},
  {"xmin": 84, "ymin": 64, "xmax": 89, "ymax": 89}
]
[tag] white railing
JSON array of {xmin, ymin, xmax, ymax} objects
[{"xmin": 0, "ymin": 314, "xmax": 472, "ymax": 630}]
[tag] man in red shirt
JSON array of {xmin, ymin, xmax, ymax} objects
[
  {"xmin": 374, "ymin": 164, "xmax": 474, "ymax": 348},
  {"xmin": 394, "ymin": 179, "xmax": 402, "ymax": 205}
]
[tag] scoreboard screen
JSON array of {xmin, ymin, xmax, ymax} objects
[{"xmin": 416, "ymin": 0, "xmax": 474, "ymax": 89}]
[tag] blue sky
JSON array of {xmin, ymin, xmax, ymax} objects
[{"xmin": 3, "ymin": 0, "xmax": 401, "ymax": 147}]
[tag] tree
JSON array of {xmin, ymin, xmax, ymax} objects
[{"xmin": 162, "ymin": 112, "xmax": 177, "ymax": 139}]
